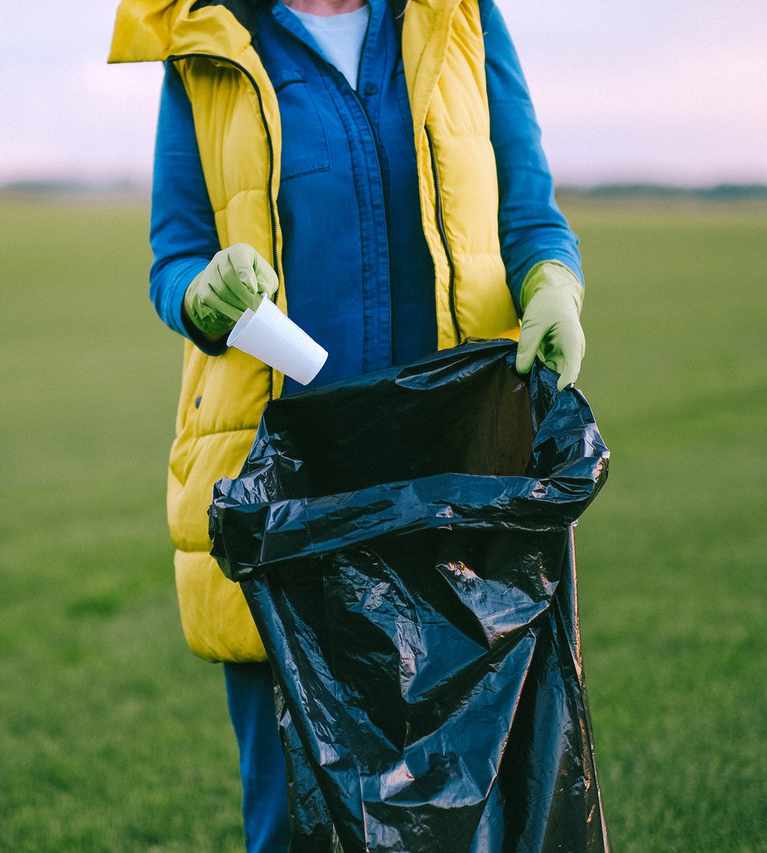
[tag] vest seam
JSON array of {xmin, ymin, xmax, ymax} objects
[
  {"xmin": 176, "ymin": 547, "xmax": 219, "ymax": 554},
  {"xmin": 211, "ymin": 186, "xmax": 270, "ymax": 216},
  {"xmin": 189, "ymin": 425, "xmax": 260, "ymax": 439}
]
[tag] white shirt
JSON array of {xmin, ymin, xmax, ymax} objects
[{"xmin": 287, "ymin": 3, "xmax": 371, "ymax": 91}]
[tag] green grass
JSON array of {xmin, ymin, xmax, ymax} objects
[{"xmin": 1, "ymin": 196, "xmax": 765, "ymax": 851}]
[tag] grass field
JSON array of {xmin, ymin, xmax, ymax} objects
[{"xmin": 1, "ymin": 196, "xmax": 765, "ymax": 852}]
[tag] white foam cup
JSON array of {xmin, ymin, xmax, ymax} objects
[{"xmin": 226, "ymin": 298, "xmax": 328, "ymax": 385}]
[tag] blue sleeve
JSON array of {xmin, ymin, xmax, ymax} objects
[
  {"xmin": 149, "ymin": 62, "xmax": 224, "ymax": 353},
  {"xmin": 479, "ymin": 0, "xmax": 584, "ymax": 312}
]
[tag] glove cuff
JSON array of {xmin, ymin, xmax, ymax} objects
[
  {"xmin": 184, "ymin": 271, "xmax": 235, "ymax": 342},
  {"xmin": 182, "ymin": 275, "xmax": 197, "ymax": 319},
  {"xmin": 520, "ymin": 261, "xmax": 584, "ymax": 314}
]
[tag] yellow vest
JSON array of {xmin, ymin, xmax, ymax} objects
[{"xmin": 108, "ymin": 0, "xmax": 520, "ymax": 662}]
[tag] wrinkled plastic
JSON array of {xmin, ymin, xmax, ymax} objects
[{"xmin": 210, "ymin": 340, "xmax": 611, "ymax": 853}]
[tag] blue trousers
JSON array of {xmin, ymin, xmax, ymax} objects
[{"xmin": 224, "ymin": 662, "xmax": 291, "ymax": 852}]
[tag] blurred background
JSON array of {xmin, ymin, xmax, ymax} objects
[{"xmin": 1, "ymin": 1, "xmax": 765, "ymax": 851}]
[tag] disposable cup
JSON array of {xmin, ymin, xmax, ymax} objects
[{"xmin": 226, "ymin": 298, "xmax": 328, "ymax": 385}]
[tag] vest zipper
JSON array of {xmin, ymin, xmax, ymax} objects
[
  {"xmin": 167, "ymin": 52, "xmax": 280, "ymax": 398},
  {"xmin": 424, "ymin": 126, "xmax": 461, "ymax": 344},
  {"xmin": 167, "ymin": 53, "xmax": 279, "ymax": 277},
  {"xmin": 267, "ymin": 14, "xmax": 458, "ymax": 353}
]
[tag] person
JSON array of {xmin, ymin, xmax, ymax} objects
[{"xmin": 108, "ymin": 0, "xmax": 586, "ymax": 849}]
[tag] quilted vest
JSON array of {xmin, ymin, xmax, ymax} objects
[{"xmin": 108, "ymin": 0, "xmax": 520, "ymax": 662}]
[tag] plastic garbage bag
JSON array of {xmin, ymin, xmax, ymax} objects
[{"xmin": 209, "ymin": 339, "xmax": 611, "ymax": 853}]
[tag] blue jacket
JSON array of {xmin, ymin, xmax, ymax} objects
[{"xmin": 149, "ymin": 0, "xmax": 583, "ymax": 397}]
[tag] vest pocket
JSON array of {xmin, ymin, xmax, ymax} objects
[{"xmin": 275, "ymin": 73, "xmax": 331, "ymax": 181}]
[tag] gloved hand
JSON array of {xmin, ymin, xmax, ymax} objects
[
  {"xmin": 515, "ymin": 261, "xmax": 585, "ymax": 391},
  {"xmin": 183, "ymin": 243, "xmax": 279, "ymax": 340}
]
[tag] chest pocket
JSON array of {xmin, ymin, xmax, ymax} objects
[{"xmin": 274, "ymin": 69, "xmax": 331, "ymax": 181}]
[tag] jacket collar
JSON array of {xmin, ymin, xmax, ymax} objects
[
  {"xmin": 107, "ymin": 0, "xmax": 461, "ymax": 64},
  {"xmin": 107, "ymin": 0, "xmax": 463, "ymax": 134}
]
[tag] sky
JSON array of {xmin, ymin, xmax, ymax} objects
[{"xmin": 2, "ymin": 0, "xmax": 766, "ymax": 186}]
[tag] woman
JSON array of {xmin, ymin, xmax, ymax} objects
[{"xmin": 109, "ymin": 0, "xmax": 586, "ymax": 849}]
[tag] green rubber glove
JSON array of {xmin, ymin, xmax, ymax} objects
[
  {"xmin": 183, "ymin": 243, "xmax": 279, "ymax": 341},
  {"xmin": 515, "ymin": 261, "xmax": 585, "ymax": 391}
]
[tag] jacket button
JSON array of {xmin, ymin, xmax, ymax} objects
[
  {"xmin": 364, "ymin": 82, "xmax": 378, "ymax": 96},
  {"xmin": 194, "ymin": 395, "xmax": 202, "ymax": 409}
]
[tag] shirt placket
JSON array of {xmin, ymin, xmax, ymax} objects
[{"xmin": 271, "ymin": 0, "xmax": 393, "ymax": 372}]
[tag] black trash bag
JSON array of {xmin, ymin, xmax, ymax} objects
[{"xmin": 209, "ymin": 340, "xmax": 611, "ymax": 853}]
